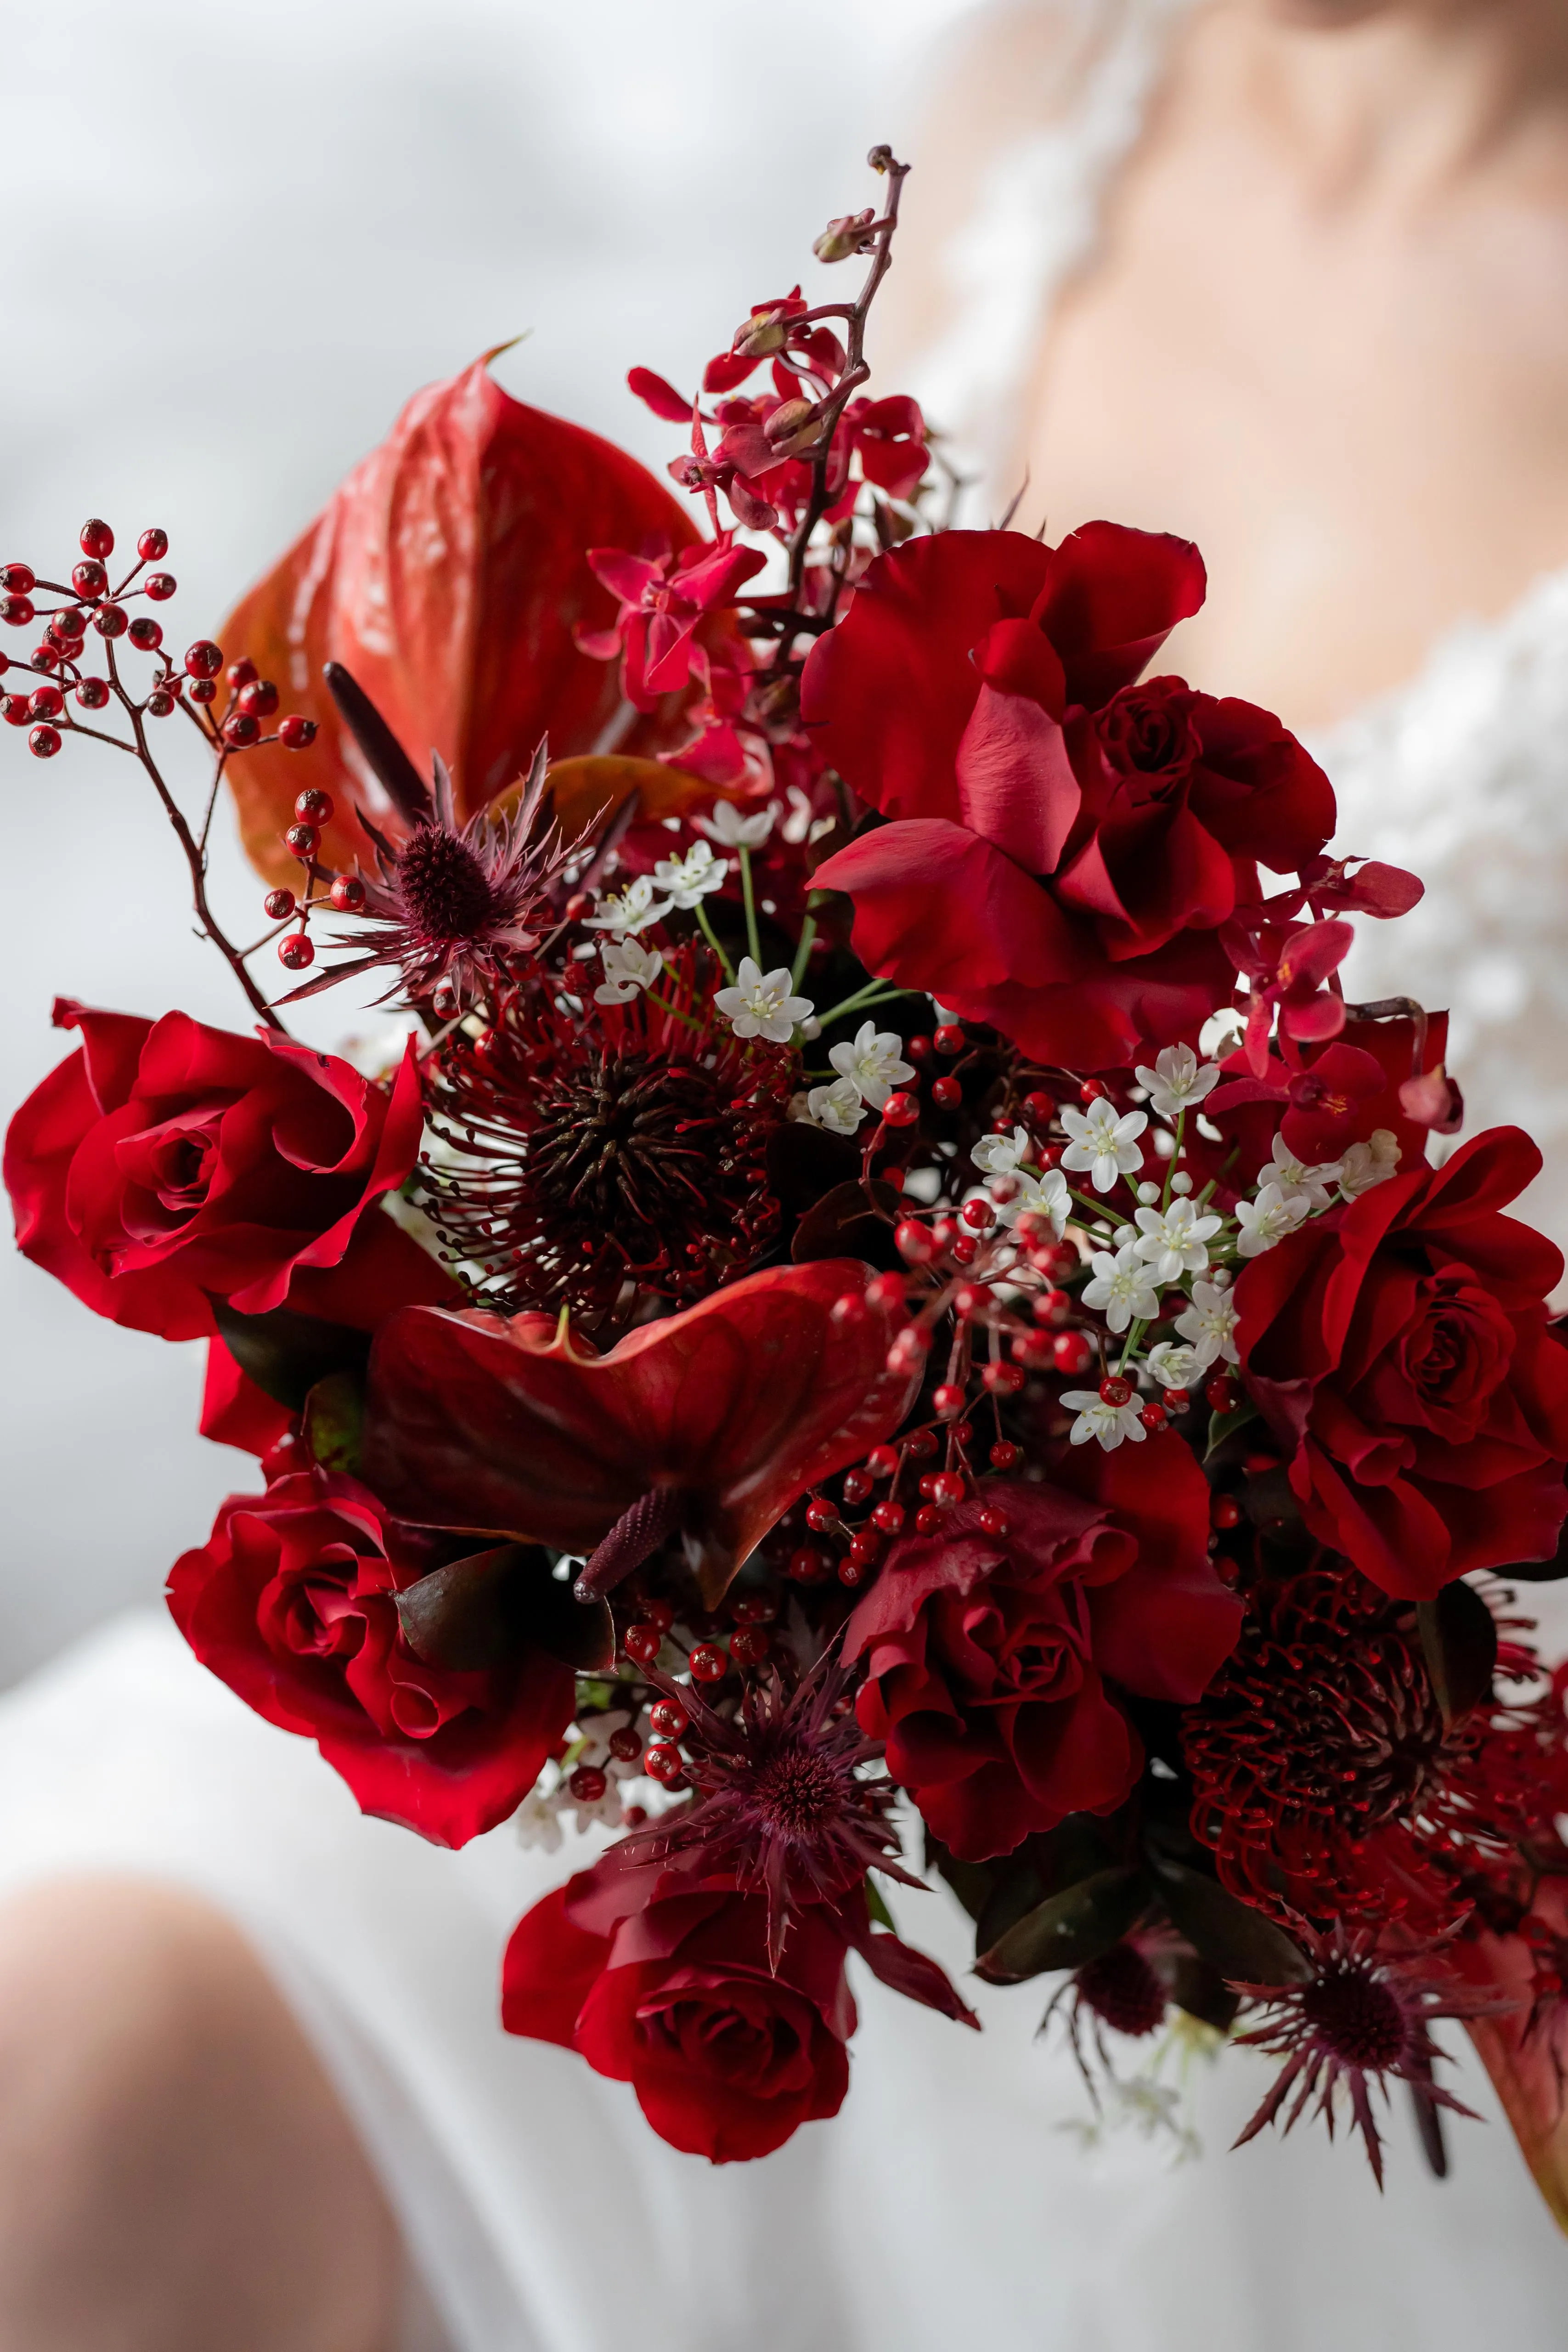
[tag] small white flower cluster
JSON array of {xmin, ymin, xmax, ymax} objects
[
  {"xmin": 514, "ymin": 1708, "xmax": 651, "ymax": 1849},
  {"xmin": 716, "ymin": 956, "xmax": 815, "ymax": 1045},
  {"xmin": 792, "ymin": 1022, "xmax": 916, "ymax": 1133}
]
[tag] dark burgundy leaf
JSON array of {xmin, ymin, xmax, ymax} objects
[
  {"xmin": 210, "ymin": 1295, "xmax": 370, "ymax": 1411},
  {"xmin": 975, "ymin": 1866, "xmax": 1149, "ymax": 1985},
  {"xmin": 1152, "ymin": 1861, "xmax": 1312, "ymax": 1986},
  {"xmin": 395, "ymin": 1542, "xmax": 614, "ymax": 1674},
  {"xmin": 1416, "ymin": 1579, "xmax": 1498, "ymax": 1723}
]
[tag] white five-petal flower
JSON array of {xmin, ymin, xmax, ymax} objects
[
  {"xmin": 1134, "ymin": 1044, "xmax": 1221, "ymax": 1121},
  {"xmin": 804, "ymin": 1076, "xmax": 865, "ymax": 1135},
  {"xmin": 1132, "ymin": 1194, "xmax": 1223, "ymax": 1283},
  {"xmin": 1234, "ymin": 1182, "xmax": 1312, "ymax": 1258},
  {"xmin": 653, "ymin": 837, "xmax": 728, "ymax": 909},
  {"xmin": 593, "ymin": 938, "xmax": 664, "ymax": 1005},
  {"xmin": 1264, "ymin": 1132, "xmax": 1341, "ymax": 1211},
  {"xmin": 995, "ymin": 1165, "xmax": 1070, "ymax": 1235},
  {"xmin": 1060, "ymin": 1389, "xmax": 1148, "ymax": 1451},
  {"xmin": 971, "ymin": 1125, "xmax": 1033, "ymax": 1179},
  {"xmin": 713, "ymin": 956, "xmax": 814, "ymax": 1044},
  {"xmin": 1338, "ymin": 1129, "xmax": 1401, "ymax": 1200},
  {"xmin": 828, "ymin": 1021, "xmax": 915, "ymax": 1111},
  {"xmin": 1145, "ymin": 1340, "xmax": 1201, "ymax": 1391},
  {"xmin": 694, "ymin": 800, "xmax": 777, "ymax": 848},
  {"xmin": 1060, "ymin": 1099, "xmax": 1149, "ymax": 1193},
  {"xmin": 1081, "ymin": 1242, "xmax": 1163, "ymax": 1334},
  {"xmin": 1175, "ymin": 1278, "xmax": 1241, "ymax": 1368},
  {"xmin": 583, "ymin": 872, "xmax": 670, "ymax": 935}
]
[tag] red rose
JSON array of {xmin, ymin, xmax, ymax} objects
[
  {"xmin": 1236, "ymin": 1128, "xmax": 1568, "ymax": 1599},
  {"xmin": 806, "ymin": 528, "xmax": 1334, "ymax": 1069},
  {"xmin": 4, "ymin": 997, "xmax": 425, "ymax": 1342},
  {"xmin": 502, "ymin": 1847, "xmax": 854, "ymax": 2162},
  {"xmin": 167, "ymin": 1469, "xmax": 575, "ymax": 1846},
  {"xmin": 844, "ymin": 1440, "xmax": 1240, "ymax": 1862}
]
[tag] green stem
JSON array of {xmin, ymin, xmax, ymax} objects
[
  {"xmin": 1162, "ymin": 1109, "xmax": 1186, "ymax": 1210},
  {"xmin": 642, "ymin": 989, "xmax": 707, "ymax": 1036},
  {"xmin": 790, "ymin": 908, "xmax": 818, "ymax": 993},
  {"xmin": 695, "ymin": 899, "xmax": 735, "ymax": 983},
  {"xmin": 815, "ymin": 981, "xmax": 914, "ymax": 1030},
  {"xmin": 738, "ymin": 844, "xmax": 762, "ymax": 968}
]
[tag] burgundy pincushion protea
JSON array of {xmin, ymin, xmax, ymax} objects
[
  {"xmin": 1232, "ymin": 1922, "xmax": 1510, "ymax": 2186},
  {"xmin": 419, "ymin": 942, "xmax": 792, "ymax": 1316}
]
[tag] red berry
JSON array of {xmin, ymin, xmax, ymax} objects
[
  {"xmin": 226, "ymin": 656, "xmax": 258, "ymax": 689},
  {"xmin": 0, "ymin": 595, "xmax": 35, "ymax": 628},
  {"xmin": 930, "ymin": 1076, "xmax": 962, "ymax": 1109},
  {"xmin": 620, "ymin": 1804, "xmax": 648, "ymax": 1829},
  {"xmin": 894, "ymin": 1219, "xmax": 936, "ymax": 1266},
  {"xmin": 934, "ymin": 1023, "xmax": 964, "ymax": 1055},
  {"xmin": 1052, "ymin": 1329, "xmax": 1095, "ymax": 1376},
  {"xmin": 330, "ymin": 874, "xmax": 367, "ymax": 912},
  {"xmin": 568, "ymin": 1764, "xmax": 607, "ymax": 1803},
  {"xmin": 989, "ymin": 1439, "xmax": 1021, "ymax": 1470},
  {"xmin": 981, "ymin": 1362, "xmax": 1026, "ymax": 1395},
  {"xmin": 277, "ymin": 933, "xmax": 315, "ymax": 971},
  {"xmin": 50, "ymin": 606, "xmax": 85, "ymax": 641},
  {"xmin": 220, "ymin": 713, "xmax": 258, "ymax": 748},
  {"xmin": 950, "ymin": 1284, "xmax": 986, "ymax": 1321},
  {"xmin": 1080, "ymin": 1078, "xmax": 1109, "ymax": 1102},
  {"xmin": 188, "ymin": 678, "xmax": 217, "ymax": 705},
  {"xmin": 847, "ymin": 1528, "xmax": 880, "ymax": 1565},
  {"xmin": 977, "ymin": 1506, "xmax": 1010, "ymax": 1538},
  {"xmin": 730, "ymin": 1591, "xmax": 777, "ymax": 1626},
  {"xmin": 805, "ymin": 1498, "xmax": 837, "ymax": 1534},
  {"xmin": 238, "ymin": 678, "xmax": 279, "ymax": 718},
  {"xmin": 79, "ymin": 519, "xmax": 114, "ymax": 559},
  {"xmin": 1212, "ymin": 1495, "xmax": 1242, "ymax": 1530},
  {"xmin": 730, "ymin": 1626, "xmax": 770, "ymax": 1666},
  {"xmin": 1010, "ymin": 1330, "xmax": 1055, "ymax": 1370},
  {"xmin": 146, "ymin": 571, "xmax": 178, "ymax": 604},
  {"xmin": 838, "ymin": 1555, "xmax": 871, "ymax": 1589},
  {"xmin": 74, "ymin": 678, "xmax": 109, "ymax": 710},
  {"xmin": 950, "ymin": 1234, "xmax": 979, "ymax": 1266},
  {"xmin": 621, "ymin": 1621, "xmax": 661, "ymax": 1665},
  {"xmin": 1138, "ymin": 1402, "xmax": 1166, "ymax": 1432},
  {"xmin": 137, "ymin": 528, "xmax": 169, "ymax": 562},
  {"xmin": 30, "ymin": 644, "xmax": 59, "ymax": 669},
  {"xmin": 280, "ymin": 714, "xmax": 318, "ymax": 751},
  {"xmin": 640, "ymin": 1597, "xmax": 676, "ymax": 1633},
  {"xmin": 145, "ymin": 690, "xmax": 174, "ymax": 718},
  {"xmin": 28, "ymin": 724, "xmax": 61, "ymax": 758},
  {"xmin": 905, "ymin": 1429, "xmax": 938, "ymax": 1461},
  {"xmin": 608, "ymin": 1726, "xmax": 643, "ymax": 1762},
  {"xmin": 293, "ymin": 786, "xmax": 333, "ymax": 823},
  {"xmin": 645, "ymin": 1741, "xmax": 685, "ymax": 1785},
  {"xmin": 1, "ymin": 564, "xmax": 35, "ymax": 595},
  {"xmin": 880, "ymin": 1091, "xmax": 919, "ymax": 1128},
  {"xmin": 1163, "ymin": 1386, "xmax": 1190, "ymax": 1412},
  {"xmin": 0, "ymin": 695, "xmax": 29, "ymax": 726},
  {"xmin": 931, "ymin": 1472, "xmax": 966, "ymax": 1509},
  {"xmin": 649, "ymin": 1697, "xmax": 688, "ymax": 1740},
  {"xmin": 1022, "ymin": 1090, "xmax": 1055, "ymax": 1125},
  {"xmin": 871, "ymin": 1500, "xmax": 905, "ymax": 1536},
  {"xmin": 28, "ymin": 683, "xmax": 63, "ymax": 718},
  {"xmin": 960, "ymin": 1198, "xmax": 994, "ymax": 1232},
  {"xmin": 689, "ymin": 1642, "xmax": 728, "ymax": 1683},
  {"xmin": 914, "ymin": 1505, "xmax": 942, "ymax": 1535},
  {"xmin": 1205, "ymin": 1374, "xmax": 1238, "ymax": 1413},
  {"xmin": 69, "ymin": 561, "xmax": 105, "ymax": 599},
  {"xmin": 865, "ymin": 1272, "xmax": 906, "ymax": 1315},
  {"xmin": 127, "ymin": 616, "xmax": 162, "ymax": 651},
  {"xmin": 264, "ymin": 888, "xmax": 297, "ymax": 920},
  {"xmin": 841, "ymin": 1467, "xmax": 874, "ymax": 1505},
  {"xmin": 905, "ymin": 1034, "xmax": 933, "ymax": 1063},
  {"xmin": 866, "ymin": 1445, "xmax": 899, "ymax": 1480},
  {"xmin": 94, "ymin": 603, "xmax": 127, "ymax": 638},
  {"xmin": 1099, "ymin": 1376, "xmax": 1133, "ymax": 1407},
  {"xmin": 284, "ymin": 828, "xmax": 320, "ymax": 869},
  {"xmin": 831, "ymin": 1290, "xmax": 867, "ymax": 1329},
  {"xmin": 932, "ymin": 1382, "xmax": 966, "ymax": 1419},
  {"xmin": 185, "ymin": 640, "xmax": 223, "ymax": 678}
]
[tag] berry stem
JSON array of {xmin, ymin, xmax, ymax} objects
[{"xmin": 737, "ymin": 841, "xmax": 763, "ymax": 967}]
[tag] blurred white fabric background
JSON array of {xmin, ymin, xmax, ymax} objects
[{"xmin": 0, "ymin": 0, "xmax": 975, "ymax": 1688}]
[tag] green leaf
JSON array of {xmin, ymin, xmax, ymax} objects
[
  {"xmin": 210, "ymin": 1296, "xmax": 369, "ymax": 1411},
  {"xmin": 1152, "ymin": 1861, "xmax": 1311, "ymax": 1986},
  {"xmin": 1416, "ymin": 1580, "xmax": 1498, "ymax": 1724},
  {"xmin": 975, "ymin": 1866, "xmax": 1148, "ymax": 1986},
  {"xmin": 864, "ymin": 1877, "xmax": 896, "ymax": 1933},
  {"xmin": 301, "ymin": 1371, "xmax": 363, "ymax": 1474},
  {"xmin": 1204, "ymin": 1401, "xmax": 1260, "ymax": 1462}
]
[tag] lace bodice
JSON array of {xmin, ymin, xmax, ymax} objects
[{"xmin": 912, "ymin": 0, "xmax": 1568, "ymax": 1258}]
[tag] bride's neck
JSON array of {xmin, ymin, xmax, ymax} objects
[{"xmin": 1208, "ymin": 0, "xmax": 1568, "ymax": 198}]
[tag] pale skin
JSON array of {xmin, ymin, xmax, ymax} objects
[{"xmin": 7, "ymin": 5, "xmax": 1568, "ymax": 2341}]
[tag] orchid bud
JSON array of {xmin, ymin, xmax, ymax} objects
[
  {"xmin": 1399, "ymin": 1065, "xmax": 1465, "ymax": 1134},
  {"xmin": 813, "ymin": 208, "xmax": 875, "ymax": 264},
  {"xmin": 763, "ymin": 398, "xmax": 821, "ymax": 455},
  {"xmin": 733, "ymin": 309, "xmax": 791, "ymax": 360}
]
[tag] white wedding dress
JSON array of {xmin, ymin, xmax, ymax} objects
[{"xmin": 5, "ymin": 6, "xmax": 1568, "ymax": 2346}]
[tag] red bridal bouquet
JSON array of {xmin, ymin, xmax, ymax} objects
[{"xmin": 10, "ymin": 148, "xmax": 1568, "ymax": 2208}]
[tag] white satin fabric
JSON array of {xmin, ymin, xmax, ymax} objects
[{"xmin": 8, "ymin": 6, "xmax": 1568, "ymax": 2343}]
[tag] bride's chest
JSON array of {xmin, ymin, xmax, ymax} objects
[{"xmin": 1016, "ymin": 137, "xmax": 1568, "ymax": 735}]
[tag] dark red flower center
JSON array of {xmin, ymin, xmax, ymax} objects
[
  {"xmin": 745, "ymin": 1742, "xmax": 851, "ymax": 1837},
  {"xmin": 395, "ymin": 823, "xmax": 496, "ymax": 941},
  {"xmin": 1300, "ymin": 1962, "xmax": 1410, "ymax": 2071},
  {"xmin": 1076, "ymin": 1942, "xmax": 1167, "ymax": 2038}
]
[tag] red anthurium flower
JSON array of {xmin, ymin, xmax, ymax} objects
[
  {"xmin": 1236, "ymin": 1127, "xmax": 1568, "ymax": 1598},
  {"xmin": 360, "ymin": 1261, "xmax": 921, "ymax": 1605},
  {"xmin": 220, "ymin": 351, "xmax": 702, "ymax": 888},
  {"xmin": 806, "ymin": 528, "xmax": 1335, "ymax": 1070},
  {"xmin": 580, "ymin": 535, "xmax": 765, "ymax": 713}
]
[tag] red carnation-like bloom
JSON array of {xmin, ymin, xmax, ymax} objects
[
  {"xmin": 4, "ymin": 997, "xmax": 425, "ymax": 1342},
  {"xmin": 502, "ymin": 1848, "xmax": 856, "ymax": 2162},
  {"xmin": 844, "ymin": 1442, "xmax": 1241, "ymax": 1862},
  {"xmin": 168, "ymin": 1470, "xmax": 575, "ymax": 1847},
  {"xmin": 1236, "ymin": 1127, "xmax": 1568, "ymax": 1599},
  {"xmin": 806, "ymin": 527, "xmax": 1335, "ymax": 1070}
]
